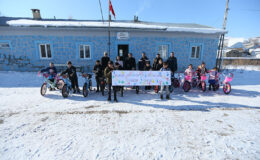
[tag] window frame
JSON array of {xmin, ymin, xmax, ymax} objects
[
  {"xmin": 158, "ymin": 44, "xmax": 169, "ymax": 60},
  {"xmin": 79, "ymin": 44, "xmax": 91, "ymax": 60},
  {"xmin": 189, "ymin": 43, "xmax": 204, "ymax": 60},
  {"xmin": 156, "ymin": 42, "xmax": 172, "ymax": 60},
  {"xmin": 39, "ymin": 43, "xmax": 52, "ymax": 59},
  {"xmin": 0, "ymin": 40, "xmax": 12, "ymax": 49}
]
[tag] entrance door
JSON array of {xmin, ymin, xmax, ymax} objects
[{"xmin": 118, "ymin": 44, "xmax": 129, "ymax": 61}]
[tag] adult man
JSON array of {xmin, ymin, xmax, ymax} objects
[
  {"xmin": 152, "ymin": 53, "xmax": 163, "ymax": 70},
  {"xmin": 138, "ymin": 52, "xmax": 149, "ymax": 71},
  {"xmin": 101, "ymin": 51, "xmax": 110, "ymax": 70},
  {"xmin": 125, "ymin": 53, "xmax": 136, "ymax": 70},
  {"xmin": 167, "ymin": 52, "xmax": 178, "ymax": 75}
]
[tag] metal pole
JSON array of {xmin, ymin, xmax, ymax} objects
[
  {"xmin": 98, "ymin": 0, "xmax": 104, "ymax": 23},
  {"xmin": 108, "ymin": 0, "xmax": 111, "ymax": 57},
  {"xmin": 216, "ymin": 0, "xmax": 229, "ymax": 71}
]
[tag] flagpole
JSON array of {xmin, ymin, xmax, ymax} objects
[{"xmin": 108, "ymin": 0, "xmax": 111, "ymax": 57}]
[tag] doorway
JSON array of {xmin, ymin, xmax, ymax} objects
[{"xmin": 117, "ymin": 44, "xmax": 129, "ymax": 61}]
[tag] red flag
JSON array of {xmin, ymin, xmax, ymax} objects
[{"xmin": 109, "ymin": 0, "xmax": 116, "ymax": 19}]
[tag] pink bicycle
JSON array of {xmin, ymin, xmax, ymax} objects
[
  {"xmin": 215, "ymin": 73, "xmax": 233, "ymax": 94},
  {"xmin": 183, "ymin": 75, "xmax": 196, "ymax": 92}
]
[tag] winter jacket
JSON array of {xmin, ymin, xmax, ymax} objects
[
  {"xmin": 138, "ymin": 56, "xmax": 149, "ymax": 70},
  {"xmin": 184, "ymin": 68, "xmax": 195, "ymax": 77},
  {"xmin": 152, "ymin": 57, "xmax": 163, "ymax": 70},
  {"xmin": 61, "ymin": 66, "xmax": 77, "ymax": 78},
  {"xmin": 101, "ymin": 56, "xmax": 110, "ymax": 70},
  {"xmin": 196, "ymin": 66, "xmax": 208, "ymax": 76},
  {"xmin": 144, "ymin": 65, "xmax": 152, "ymax": 71},
  {"xmin": 40, "ymin": 66, "xmax": 57, "ymax": 76},
  {"xmin": 125, "ymin": 57, "xmax": 136, "ymax": 70},
  {"xmin": 115, "ymin": 60, "xmax": 124, "ymax": 68},
  {"xmin": 114, "ymin": 65, "xmax": 123, "ymax": 70},
  {"xmin": 209, "ymin": 70, "xmax": 218, "ymax": 80},
  {"xmin": 167, "ymin": 56, "xmax": 178, "ymax": 72},
  {"xmin": 154, "ymin": 63, "xmax": 163, "ymax": 71},
  {"xmin": 104, "ymin": 66, "xmax": 113, "ymax": 84},
  {"xmin": 93, "ymin": 64, "xmax": 103, "ymax": 78}
]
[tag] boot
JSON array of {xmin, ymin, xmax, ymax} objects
[
  {"xmin": 166, "ymin": 95, "xmax": 170, "ymax": 100},
  {"xmin": 77, "ymin": 88, "xmax": 81, "ymax": 93},
  {"xmin": 73, "ymin": 89, "xmax": 76, "ymax": 93},
  {"xmin": 160, "ymin": 94, "xmax": 163, "ymax": 99},
  {"xmin": 107, "ymin": 97, "xmax": 111, "ymax": 101},
  {"xmin": 114, "ymin": 98, "xmax": 118, "ymax": 102}
]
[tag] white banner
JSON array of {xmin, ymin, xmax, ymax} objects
[{"xmin": 112, "ymin": 71, "xmax": 171, "ymax": 86}]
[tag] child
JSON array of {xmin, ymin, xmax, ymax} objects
[
  {"xmin": 104, "ymin": 61, "xmax": 118, "ymax": 102},
  {"xmin": 144, "ymin": 61, "xmax": 152, "ymax": 71},
  {"xmin": 40, "ymin": 62, "xmax": 57, "ymax": 90},
  {"xmin": 184, "ymin": 64, "xmax": 195, "ymax": 82},
  {"xmin": 196, "ymin": 62, "xmax": 208, "ymax": 87},
  {"xmin": 93, "ymin": 60, "xmax": 103, "ymax": 92},
  {"xmin": 61, "ymin": 61, "xmax": 80, "ymax": 93},
  {"xmin": 196, "ymin": 62, "xmax": 208, "ymax": 78},
  {"xmin": 160, "ymin": 62, "xmax": 171, "ymax": 100},
  {"xmin": 208, "ymin": 67, "xmax": 218, "ymax": 91}
]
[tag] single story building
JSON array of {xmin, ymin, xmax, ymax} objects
[{"xmin": 0, "ymin": 10, "xmax": 225, "ymax": 72}]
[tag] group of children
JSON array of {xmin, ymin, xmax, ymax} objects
[{"xmin": 184, "ymin": 62, "xmax": 219, "ymax": 91}]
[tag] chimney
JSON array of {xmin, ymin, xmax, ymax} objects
[
  {"xmin": 134, "ymin": 16, "xmax": 138, "ymax": 22},
  {"xmin": 31, "ymin": 9, "xmax": 41, "ymax": 20}
]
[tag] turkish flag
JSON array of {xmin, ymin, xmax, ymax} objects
[{"xmin": 109, "ymin": 0, "xmax": 116, "ymax": 19}]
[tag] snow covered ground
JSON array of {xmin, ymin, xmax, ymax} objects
[{"xmin": 0, "ymin": 69, "xmax": 260, "ymax": 160}]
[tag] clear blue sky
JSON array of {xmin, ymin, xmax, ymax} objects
[{"xmin": 0, "ymin": 0, "xmax": 259, "ymax": 38}]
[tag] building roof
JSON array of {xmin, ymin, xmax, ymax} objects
[{"xmin": 0, "ymin": 16, "xmax": 226, "ymax": 34}]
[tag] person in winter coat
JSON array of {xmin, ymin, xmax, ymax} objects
[
  {"xmin": 167, "ymin": 52, "xmax": 178, "ymax": 75},
  {"xmin": 101, "ymin": 51, "xmax": 110, "ymax": 71},
  {"xmin": 154, "ymin": 59, "xmax": 163, "ymax": 71},
  {"xmin": 138, "ymin": 52, "xmax": 149, "ymax": 70},
  {"xmin": 208, "ymin": 67, "xmax": 218, "ymax": 91},
  {"xmin": 196, "ymin": 62, "xmax": 208, "ymax": 80},
  {"xmin": 40, "ymin": 62, "xmax": 57, "ymax": 81},
  {"xmin": 125, "ymin": 53, "xmax": 136, "ymax": 70},
  {"xmin": 152, "ymin": 53, "xmax": 163, "ymax": 70},
  {"xmin": 115, "ymin": 56, "xmax": 124, "ymax": 68},
  {"xmin": 144, "ymin": 61, "xmax": 152, "ymax": 90},
  {"xmin": 93, "ymin": 60, "xmax": 103, "ymax": 92},
  {"xmin": 104, "ymin": 61, "xmax": 118, "ymax": 102},
  {"xmin": 184, "ymin": 64, "xmax": 195, "ymax": 82},
  {"xmin": 114, "ymin": 62, "xmax": 123, "ymax": 70},
  {"xmin": 40, "ymin": 62, "xmax": 57, "ymax": 91},
  {"xmin": 61, "ymin": 61, "xmax": 80, "ymax": 93},
  {"xmin": 160, "ymin": 62, "xmax": 171, "ymax": 100}
]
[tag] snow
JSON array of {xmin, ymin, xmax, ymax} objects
[
  {"xmin": 0, "ymin": 69, "xmax": 260, "ymax": 159},
  {"xmin": 225, "ymin": 37, "xmax": 247, "ymax": 48},
  {"xmin": 6, "ymin": 19, "xmax": 225, "ymax": 34}
]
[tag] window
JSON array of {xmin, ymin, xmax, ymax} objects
[
  {"xmin": 158, "ymin": 45, "xmax": 168, "ymax": 59},
  {"xmin": 39, "ymin": 44, "xmax": 52, "ymax": 59},
  {"xmin": 0, "ymin": 43, "xmax": 10, "ymax": 48},
  {"xmin": 191, "ymin": 46, "xmax": 201, "ymax": 59},
  {"xmin": 79, "ymin": 45, "xmax": 91, "ymax": 59}
]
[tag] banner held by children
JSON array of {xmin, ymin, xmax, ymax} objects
[{"xmin": 112, "ymin": 71, "xmax": 171, "ymax": 86}]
